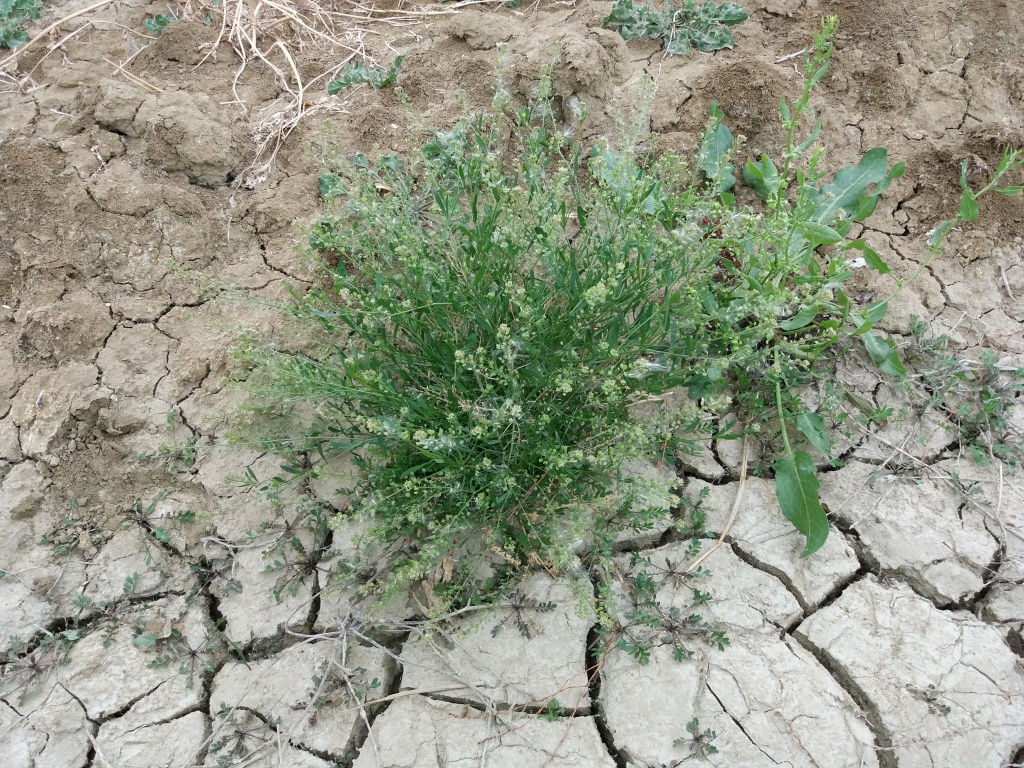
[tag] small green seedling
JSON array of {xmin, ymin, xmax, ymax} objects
[
  {"xmin": 144, "ymin": 12, "xmax": 177, "ymax": 35},
  {"xmin": 0, "ymin": 0, "xmax": 42, "ymax": 49},
  {"xmin": 674, "ymin": 716, "xmax": 719, "ymax": 756},
  {"xmin": 327, "ymin": 54, "xmax": 405, "ymax": 95},
  {"xmin": 603, "ymin": 0, "xmax": 748, "ymax": 54}
]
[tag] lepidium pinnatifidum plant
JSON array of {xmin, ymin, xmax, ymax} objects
[{"xmin": 239, "ymin": 18, "xmax": 1020, "ymax": 616}]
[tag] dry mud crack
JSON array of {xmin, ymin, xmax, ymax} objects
[{"xmin": 2, "ymin": 0, "xmax": 1024, "ymax": 766}]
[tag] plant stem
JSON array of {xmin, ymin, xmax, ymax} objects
[{"xmin": 774, "ymin": 347, "xmax": 795, "ymax": 460}]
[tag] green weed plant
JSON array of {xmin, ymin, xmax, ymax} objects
[
  {"xmin": 0, "ymin": 0, "xmax": 41, "ymax": 48},
  {"xmin": 602, "ymin": 0, "xmax": 748, "ymax": 55},
  {"xmin": 240, "ymin": 19, "xmax": 1022, "ymax": 618},
  {"xmin": 328, "ymin": 55, "xmax": 405, "ymax": 95}
]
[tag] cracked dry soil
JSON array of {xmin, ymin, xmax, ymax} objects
[{"xmin": 1, "ymin": 0, "xmax": 1024, "ymax": 766}]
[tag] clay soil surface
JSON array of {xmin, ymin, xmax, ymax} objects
[{"xmin": 1, "ymin": 0, "xmax": 1023, "ymax": 766}]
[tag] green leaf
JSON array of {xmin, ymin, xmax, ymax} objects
[
  {"xmin": 318, "ymin": 173, "xmax": 343, "ymax": 200},
  {"xmin": 813, "ymin": 147, "xmax": 890, "ymax": 224},
  {"xmin": 847, "ymin": 239, "xmax": 890, "ymax": 274},
  {"xmin": 742, "ymin": 154, "xmax": 780, "ymax": 202},
  {"xmin": 959, "ymin": 189, "xmax": 979, "ymax": 222},
  {"xmin": 797, "ymin": 119, "xmax": 822, "ymax": 152},
  {"xmin": 797, "ymin": 220, "xmax": 843, "ymax": 245},
  {"xmin": 850, "ymin": 193, "xmax": 880, "ymax": 221},
  {"xmin": 928, "ymin": 219, "xmax": 956, "ymax": 250},
  {"xmin": 773, "ymin": 452, "xmax": 829, "ymax": 557},
  {"xmin": 133, "ymin": 633, "xmax": 157, "ymax": 648},
  {"xmin": 327, "ymin": 55, "xmax": 404, "ymax": 94},
  {"xmin": 707, "ymin": 2, "xmax": 749, "ymax": 25},
  {"xmin": 691, "ymin": 25, "xmax": 735, "ymax": 52},
  {"xmin": 997, "ymin": 185, "xmax": 1023, "ymax": 196},
  {"xmin": 862, "ymin": 331, "xmax": 907, "ymax": 378},
  {"xmin": 864, "ymin": 300, "xmax": 888, "ymax": 324},
  {"xmin": 699, "ymin": 103, "xmax": 735, "ymax": 193},
  {"xmin": 796, "ymin": 412, "xmax": 831, "ymax": 456},
  {"xmin": 602, "ymin": 0, "xmax": 639, "ymax": 27},
  {"xmin": 664, "ymin": 36, "xmax": 692, "ymax": 55},
  {"xmin": 779, "ymin": 305, "xmax": 818, "ymax": 331}
]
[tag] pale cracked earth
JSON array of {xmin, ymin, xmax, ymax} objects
[{"xmin": 1, "ymin": 0, "xmax": 1023, "ymax": 766}]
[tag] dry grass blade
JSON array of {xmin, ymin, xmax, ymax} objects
[
  {"xmin": 0, "ymin": 0, "xmax": 115, "ymax": 72},
  {"xmin": 686, "ymin": 436, "xmax": 748, "ymax": 573},
  {"xmin": 103, "ymin": 57, "xmax": 164, "ymax": 92}
]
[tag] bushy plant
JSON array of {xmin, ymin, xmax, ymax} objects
[{"xmin": 240, "ymin": 18, "xmax": 1021, "ymax": 614}]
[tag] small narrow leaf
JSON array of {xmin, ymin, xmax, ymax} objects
[
  {"xmin": 797, "ymin": 221, "xmax": 843, "ymax": 245},
  {"xmin": 997, "ymin": 185, "xmax": 1023, "ymax": 196},
  {"xmin": 928, "ymin": 219, "xmax": 956, "ymax": 250},
  {"xmin": 774, "ymin": 452, "xmax": 829, "ymax": 557},
  {"xmin": 797, "ymin": 119, "xmax": 822, "ymax": 152}
]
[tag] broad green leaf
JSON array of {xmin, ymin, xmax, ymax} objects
[
  {"xmin": 742, "ymin": 154, "xmax": 780, "ymax": 202},
  {"xmin": 862, "ymin": 331, "xmax": 907, "ymax": 378},
  {"xmin": 692, "ymin": 26, "xmax": 735, "ymax": 52},
  {"xmin": 133, "ymin": 633, "xmax": 157, "ymax": 648},
  {"xmin": 959, "ymin": 189, "xmax": 979, "ymax": 222},
  {"xmin": 997, "ymin": 185, "xmax": 1023, "ymax": 196},
  {"xmin": 774, "ymin": 452, "xmax": 829, "ymax": 557},
  {"xmin": 0, "ymin": 28, "xmax": 28, "ymax": 46},
  {"xmin": 665, "ymin": 36, "xmax": 692, "ymax": 55},
  {"xmin": 813, "ymin": 147, "xmax": 890, "ymax": 224},
  {"xmin": 686, "ymin": 373, "xmax": 725, "ymax": 400},
  {"xmin": 699, "ymin": 102, "xmax": 736, "ymax": 193},
  {"xmin": 0, "ymin": 0, "xmax": 16, "ymax": 15},
  {"xmin": 851, "ymin": 193, "xmax": 879, "ymax": 221},
  {"xmin": 796, "ymin": 412, "xmax": 831, "ymax": 456},
  {"xmin": 780, "ymin": 305, "xmax": 818, "ymax": 330},
  {"xmin": 704, "ymin": 1, "xmax": 748, "ymax": 24},
  {"xmin": 318, "ymin": 173, "xmax": 343, "ymax": 200},
  {"xmin": 864, "ymin": 300, "xmax": 888, "ymax": 324},
  {"xmin": 602, "ymin": 0, "xmax": 639, "ymax": 26}
]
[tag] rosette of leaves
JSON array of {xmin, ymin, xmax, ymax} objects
[
  {"xmin": 328, "ymin": 55, "xmax": 405, "ymax": 95},
  {"xmin": 602, "ymin": 0, "xmax": 748, "ymax": 55},
  {"xmin": 0, "ymin": 0, "xmax": 42, "ymax": 48}
]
